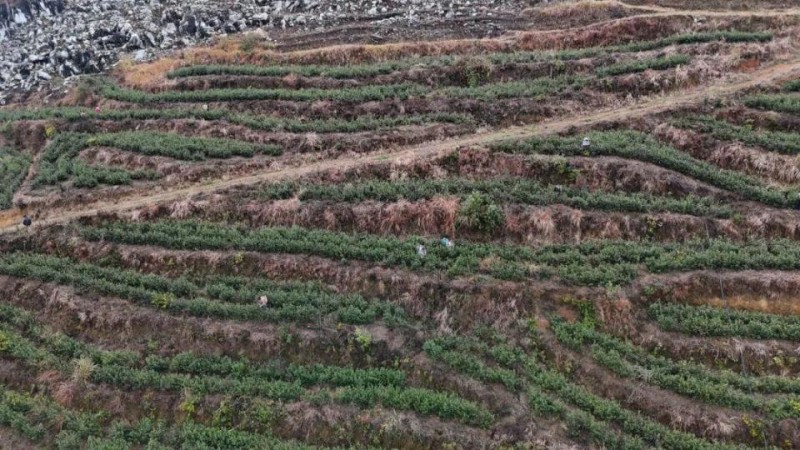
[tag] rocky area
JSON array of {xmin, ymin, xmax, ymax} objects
[{"xmin": 0, "ymin": 0, "xmax": 526, "ymax": 101}]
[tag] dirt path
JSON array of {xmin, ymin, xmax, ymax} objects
[
  {"xmin": 615, "ymin": 0, "xmax": 800, "ymax": 16},
  {"xmin": 2, "ymin": 57, "xmax": 800, "ymax": 236}
]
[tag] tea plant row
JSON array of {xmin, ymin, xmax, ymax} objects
[
  {"xmin": 0, "ymin": 303, "xmax": 491, "ymax": 427},
  {"xmin": 491, "ymin": 130, "xmax": 795, "ymax": 207},
  {"xmin": 34, "ymin": 131, "xmax": 278, "ymax": 188},
  {"xmin": 743, "ymin": 94, "xmax": 800, "ymax": 116},
  {"xmin": 0, "ymin": 382, "xmax": 327, "ymax": 449},
  {"xmin": 0, "ymin": 252, "xmax": 405, "ymax": 325},
  {"xmin": 167, "ymin": 31, "xmax": 767, "ymax": 79},
  {"xmin": 595, "ymin": 54, "xmax": 691, "ymax": 77},
  {"xmin": 261, "ymin": 177, "xmax": 731, "ymax": 217},
  {"xmin": 648, "ymin": 302, "xmax": 800, "ymax": 341},
  {"xmin": 551, "ymin": 319, "xmax": 800, "ymax": 419},
  {"xmin": 102, "ymin": 76, "xmax": 585, "ymax": 103},
  {"xmin": 0, "ymin": 147, "xmax": 30, "ymax": 209},
  {"xmin": 675, "ymin": 115, "xmax": 800, "ymax": 155},
  {"xmin": 423, "ymin": 331, "xmax": 733, "ymax": 450},
  {"xmin": 81, "ymin": 219, "xmax": 800, "ymax": 285},
  {"xmin": 0, "ymin": 107, "xmax": 474, "ymax": 134}
]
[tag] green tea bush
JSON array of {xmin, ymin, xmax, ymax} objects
[
  {"xmin": 551, "ymin": 319, "xmax": 800, "ymax": 419},
  {"xmin": 491, "ymin": 130, "xmax": 794, "ymax": 207},
  {"xmin": 88, "ymin": 131, "xmax": 281, "ymax": 160},
  {"xmin": 743, "ymin": 94, "xmax": 800, "ymax": 115},
  {"xmin": 0, "ymin": 147, "xmax": 30, "ymax": 209},
  {"xmin": 0, "ymin": 107, "xmax": 474, "ymax": 134},
  {"xmin": 423, "ymin": 339, "xmax": 521, "ymax": 390},
  {"xmin": 457, "ymin": 191, "xmax": 505, "ymax": 233},
  {"xmin": 261, "ymin": 177, "xmax": 731, "ymax": 217},
  {"xmin": 595, "ymin": 54, "xmax": 691, "ymax": 77},
  {"xmin": 0, "ymin": 252, "xmax": 403, "ymax": 325},
  {"xmin": 1, "ymin": 315, "xmax": 485, "ymax": 427},
  {"xmin": 437, "ymin": 76, "xmax": 585, "ymax": 99},
  {"xmin": 33, "ymin": 131, "xmax": 278, "ymax": 187},
  {"xmin": 648, "ymin": 302, "xmax": 800, "ymax": 341},
  {"xmin": 101, "ymin": 82, "xmax": 427, "ymax": 103},
  {"xmin": 337, "ymin": 386, "xmax": 493, "ymax": 427},
  {"xmin": 82, "ymin": 220, "xmax": 800, "ymax": 286},
  {"xmin": 783, "ymin": 79, "xmax": 800, "ymax": 92},
  {"xmin": 166, "ymin": 31, "xmax": 769, "ymax": 80},
  {"xmin": 675, "ymin": 115, "xmax": 800, "ymax": 155}
]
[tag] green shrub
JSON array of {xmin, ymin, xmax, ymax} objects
[
  {"xmin": 80, "ymin": 219, "xmax": 800, "ymax": 286},
  {"xmin": 491, "ymin": 130, "xmax": 794, "ymax": 207},
  {"xmin": 101, "ymin": 82, "xmax": 428, "ymax": 103},
  {"xmin": 0, "ymin": 252, "xmax": 404, "ymax": 325},
  {"xmin": 648, "ymin": 302, "xmax": 800, "ymax": 341},
  {"xmin": 674, "ymin": 115, "xmax": 800, "ymax": 155},
  {"xmin": 165, "ymin": 31, "xmax": 769, "ymax": 80},
  {"xmin": 743, "ymin": 94, "xmax": 800, "ymax": 115},
  {"xmin": 88, "ymin": 131, "xmax": 281, "ymax": 160},
  {"xmin": 551, "ymin": 318, "xmax": 800, "ymax": 419},
  {"xmin": 437, "ymin": 76, "xmax": 585, "ymax": 100},
  {"xmin": 596, "ymin": 54, "xmax": 691, "ymax": 77},
  {"xmin": 0, "ymin": 147, "xmax": 30, "ymax": 209},
  {"xmin": 457, "ymin": 191, "xmax": 505, "ymax": 233},
  {"xmin": 261, "ymin": 177, "xmax": 731, "ymax": 217},
  {"xmin": 0, "ymin": 107, "xmax": 475, "ymax": 134},
  {"xmin": 783, "ymin": 79, "xmax": 800, "ymax": 92}
]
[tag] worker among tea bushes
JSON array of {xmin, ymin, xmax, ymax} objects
[
  {"xmin": 441, "ymin": 236, "xmax": 454, "ymax": 248},
  {"xmin": 581, "ymin": 137, "xmax": 591, "ymax": 150},
  {"xmin": 416, "ymin": 244, "xmax": 427, "ymax": 258}
]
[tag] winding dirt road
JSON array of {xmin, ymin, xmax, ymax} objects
[{"xmin": 2, "ymin": 55, "xmax": 800, "ymax": 236}]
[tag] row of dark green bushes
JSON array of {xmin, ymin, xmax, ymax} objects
[
  {"xmin": 87, "ymin": 131, "xmax": 281, "ymax": 160},
  {"xmin": 0, "ymin": 301, "xmax": 492, "ymax": 426},
  {"xmin": 491, "ymin": 130, "xmax": 796, "ymax": 207},
  {"xmin": 103, "ymin": 76, "xmax": 585, "ymax": 103},
  {"xmin": 34, "ymin": 131, "xmax": 278, "ymax": 188},
  {"xmin": 552, "ymin": 319, "xmax": 800, "ymax": 419},
  {"xmin": 0, "ymin": 252, "xmax": 405, "ymax": 325},
  {"xmin": 0, "ymin": 305, "xmax": 491, "ymax": 427},
  {"xmin": 260, "ymin": 177, "xmax": 732, "ymax": 217},
  {"xmin": 0, "ymin": 300, "xmax": 402, "ymax": 390},
  {"xmin": 35, "ymin": 133, "xmax": 160, "ymax": 188},
  {"xmin": 674, "ymin": 115, "xmax": 800, "ymax": 155},
  {"xmin": 435, "ymin": 75, "xmax": 586, "ymax": 100},
  {"xmin": 648, "ymin": 302, "xmax": 800, "ymax": 341},
  {"xmin": 0, "ymin": 377, "xmax": 327, "ymax": 449},
  {"xmin": 424, "ymin": 330, "xmax": 734, "ymax": 450},
  {"xmin": 80, "ymin": 219, "xmax": 800, "ymax": 285},
  {"xmin": 0, "ymin": 147, "xmax": 30, "ymax": 209},
  {"xmin": 743, "ymin": 94, "xmax": 800, "ymax": 115},
  {"xmin": 0, "ymin": 107, "xmax": 474, "ymax": 134},
  {"xmin": 595, "ymin": 54, "xmax": 691, "ymax": 77},
  {"xmin": 782, "ymin": 79, "xmax": 800, "ymax": 92},
  {"xmin": 166, "ymin": 31, "xmax": 768, "ymax": 79},
  {"xmin": 102, "ymin": 82, "xmax": 427, "ymax": 103}
]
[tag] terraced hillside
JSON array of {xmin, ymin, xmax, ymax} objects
[{"xmin": 3, "ymin": 1, "xmax": 800, "ymax": 448}]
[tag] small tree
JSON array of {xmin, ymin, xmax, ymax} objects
[{"xmin": 457, "ymin": 191, "xmax": 505, "ymax": 233}]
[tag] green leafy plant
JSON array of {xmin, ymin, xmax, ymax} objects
[{"xmin": 457, "ymin": 191, "xmax": 505, "ymax": 233}]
